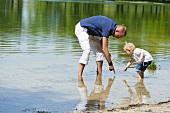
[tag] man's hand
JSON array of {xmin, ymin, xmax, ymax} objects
[{"xmin": 109, "ymin": 65, "xmax": 116, "ymax": 74}]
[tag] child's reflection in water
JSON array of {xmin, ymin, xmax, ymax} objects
[
  {"xmin": 122, "ymin": 79, "xmax": 151, "ymax": 105},
  {"xmin": 75, "ymin": 74, "xmax": 115, "ymax": 111}
]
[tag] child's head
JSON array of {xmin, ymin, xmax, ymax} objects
[
  {"xmin": 113, "ymin": 25, "xmax": 127, "ymax": 38},
  {"xmin": 123, "ymin": 42, "xmax": 136, "ymax": 55}
]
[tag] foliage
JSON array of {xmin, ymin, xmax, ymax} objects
[{"xmin": 148, "ymin": 61, "xmax": 157, "ymax": 70}]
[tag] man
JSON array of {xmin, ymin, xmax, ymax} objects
[{"xmin": 75, "ymin": 15, "xmax": 127, "ymax": 81}]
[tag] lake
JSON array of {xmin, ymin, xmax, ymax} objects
[{"xmin": 0, "ymin": 0, "xmax": 170, "ymax": 113}]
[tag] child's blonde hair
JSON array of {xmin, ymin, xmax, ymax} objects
[{"xmin": 123, "ymin": 42, "xmax": 136, "ymax": 52}]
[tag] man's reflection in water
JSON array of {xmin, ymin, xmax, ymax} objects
[
  {"xmin": 75, "ymin": 74, "xmax": 115, "ymax": 111},
  {"xmin": 122, "ymin": 79, "xmax": 151, "ymax": 105}
]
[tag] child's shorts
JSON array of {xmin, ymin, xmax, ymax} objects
[{"xmin": 136, "ymin": 61, "xmax": 152, "ymax": 72}]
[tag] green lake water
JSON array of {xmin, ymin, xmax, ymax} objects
[{"xmin": 0, "ymin": 0, "xmax": 170, "ymax": 113}]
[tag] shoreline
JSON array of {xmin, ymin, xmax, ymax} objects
[
  {"xmin": 106, "ymin": 99, "xmax": 170, "ymax": 113},
  {"xmin": 70, "ymin": 99, "xmax": 170, "ymax": 113}
]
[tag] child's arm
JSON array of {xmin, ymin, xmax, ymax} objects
[
  {"xmin": 138, "ymin": 50, "xmax": 144, "ymax": 63},
  {"xmin": 122, "ymin": 80, "xmax": 134, "ymax": 95},
  {"xmin": 124, "ymin": 58, "xmax": 135, "ymax": 71}
]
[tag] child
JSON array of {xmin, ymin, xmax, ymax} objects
[{"xmin": 123, "ymin": 42, "xmax": 153, "ymax": 80}]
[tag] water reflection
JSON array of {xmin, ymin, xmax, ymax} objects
[
  {"xmin": 75, "ymin": 74, "xmax": 115, "ymax": 111},
  {"xmin": 122, "ymin": 79, "xmax": 151, "ymax": 105}
]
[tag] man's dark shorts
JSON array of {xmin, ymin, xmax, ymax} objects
[{"xmin": 136, "ymin": 61, "xmax": 152, "ymax": 72}]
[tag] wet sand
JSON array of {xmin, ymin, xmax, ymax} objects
[
  {"xmin": 70, "ymin": 99, "xmax": 170, "ymax": 113},
  {"xmin": 106, "ymin": 99, "xmax": 170, "ymax": 113}
]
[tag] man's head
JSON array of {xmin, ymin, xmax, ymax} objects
[{"xmin": 113, "ymin": 25, "xmax": 127, "ymax": 38}]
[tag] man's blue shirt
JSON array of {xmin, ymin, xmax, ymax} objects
[{"xmin": 80, "ymin": 16, "xmax": 117, "ymax": 38}]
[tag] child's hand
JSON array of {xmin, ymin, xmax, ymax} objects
[
  {"xmin": 138, "ymin": 59, "xmax": 142, "ymax": 63},
  {"xmin": 124, "ymin": 67, "xmax": 128, "ymax": 71}
]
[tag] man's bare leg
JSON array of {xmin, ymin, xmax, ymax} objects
[
  {"xmin": 96, "ymin": 61, "xmax": 103, "ymax": 75},
  {"xmin": 78, "ymin": 63, "xmax": 85, "ymax": 81}
]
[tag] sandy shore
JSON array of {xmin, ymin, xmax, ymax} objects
[
  {"xmin": 105, "ymin": 99, "xmax": 170, "ymax": 113},
  {"xmin": 70, "ymin": 99, "xmax": 170, "ymax": 113}
]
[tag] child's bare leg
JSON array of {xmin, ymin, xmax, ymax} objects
[
  {"xmin": 96, "ymin": 61, "xmax": 103, "ymax": 75},
  {"xmin": 138, "ymin": 71, "xmax": 144, "ymax": 81},
  {"xmin": 78, "ymin": 63, "xmax": 85, "ymax": 81}
]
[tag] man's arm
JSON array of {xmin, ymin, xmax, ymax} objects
[{"xmin": 102, "ymin": 37, "xmax": 115, "ymax": 74}]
